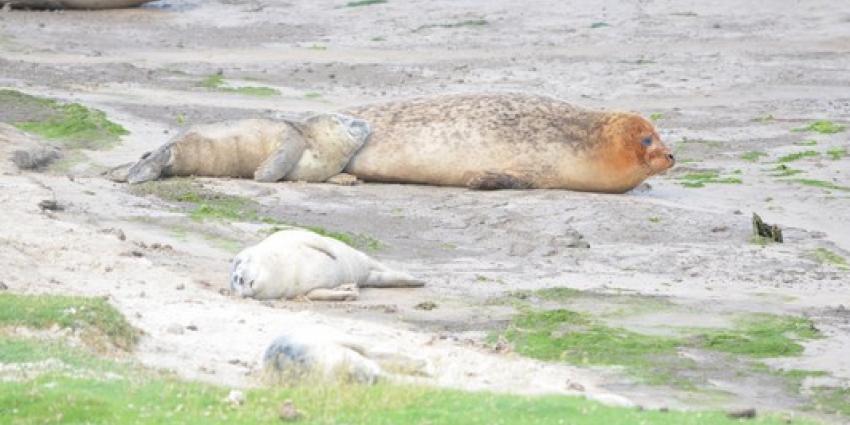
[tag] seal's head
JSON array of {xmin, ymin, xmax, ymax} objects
[
  {"xmin": 229, "ymin": 253, "xmax": 258, "ymax": 298},
  {"xmin": 608, "ymin": 114, "xmax": 674, "ymax": 173},
  {"xmin": 593, "ymin": 113, "xmax": 675, "ymax": 191}
]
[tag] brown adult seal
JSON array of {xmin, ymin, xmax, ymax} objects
[{"xmin": 343, "ymin": 93, "xmax": 674, "ymax": 193}]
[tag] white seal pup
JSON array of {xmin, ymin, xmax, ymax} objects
[
  {"xmin": 263, "ymin": 332, "xmax": 383, "ymax": 384},
  {"xmin": 230, "ymin": 228, "xmax": 424, "ymax": 301}
]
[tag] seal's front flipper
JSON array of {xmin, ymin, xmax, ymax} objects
[
  {"xmin": 466, "ymin": 171, "xmax": 534, "ymax": 190},
  {"xmin": 362, "ymin": 270, "xmax": 425, "ymax": 288},
  {"xmin": 127, "ymin": 143, "xmax": 173, "ymax": 184},
  {"xmin": 304, "ymin": 284, "xmax": 359, "ymax": 301},
  {"xmin": 253, "ymin": 136, "xmax": 307, "ymax": 182},
  {"xmin": 325, "ymin": 173, "xmax": 360, "ymax": 186}
]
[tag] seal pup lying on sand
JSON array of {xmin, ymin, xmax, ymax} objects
[
  {"xmin": 230, "ymin": 228, "xmax": 424, "ymax": 301},
  {"xmin": 128, "ymin": 114, "xmax": 370, "ymax": 185},
  {"xmin": 128, "ymin": 93, "xmax": 674, "ymax": 193},
  {"xmin": 1, "ymin": 0, "xmax": 153, "ymax": 8}
]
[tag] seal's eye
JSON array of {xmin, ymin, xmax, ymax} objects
[{"xmin": 641, "ymin": 136, "xmax": 653, "ymax": 147}]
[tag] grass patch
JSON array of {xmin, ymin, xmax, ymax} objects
[
  {"xmin": 414, "ymin": 19, "xmax": 488, "ymax": 32},
  {"xmin": 500, "ymin": 309, "xmax": 683, "ymax": 384},
  {"xmin": 794, "ymin": 140, "xmax": 818, "ymax": 146},
  {"xmin": 1, "ymin": 89, "xmax": 127, "ymax": 149},
  {"xmin": 0, "ymin": 293, "xmax": 138, "ymax": 350},
  {"xmin": 499, "ymin": 304, "xmax": 821, "ymax": 388},
  {"xmin": 809, "ymin": 248, "xmax": 849, "ymax": 270},
  {"xmin": 590, "ymin": 22, "xmax": 610, "ymax": 28},
  {"xmin": 694, "ymin": 314, "xmax": 820, "ymax": 358},
  {"xmin": 304, "ymin": 92, "xmax": 323, "ymax": 99},
  {"xmin": 753, "ymin": 114, "xmax": 775, "ymax": 123},
  {"xmin": 677, "ymin": 170, "xmax": 742, "ymax": 188},
  {"xmin": 130, "ymin": 179, "xmax": 262, "ymax": 222},
  {"xmin": 649, "ymin": 112, "xmax": 664, "ymax": 122},
  {"xmin": 0, "ymin": 298, "xmax": 822, "ymax": 425},
  {"xmin": 810, "ymin": 386, "xmax": 850, "ymax": 416},
  {"xmin": 0, "ymin": 365, "xmax": 811, "ymax": 425},
  {"xmin": 777, "ymin": 150, "xmax": 819, "ymax": 163},
  {"xmin": 793, "ymin": 120, "xmax": 845, "ymax": 134},
  {"xmin": 199, "ymin": 74, "xmax": 280, "ymax": 97},
  {"xmin": 344, "ymin": 0, "xmax": 387, "ymax": 7},
  {"xmin": 265, "ymin": 225, "xmax": 382, "ymax": 252},
  {"xmin": 789, "ymin": 179, "xmax": 850, "ymax": 192},
  {"xmin": 826, "ymin": 147, "xmax": 847, "ymax": 160},
  {"xmin": 131, "ymin": 180, "xmax": 382, "ymax": 251},
  {"xmin": 741, "ymin": 151, "xmax": 767, "ymax": 162}
]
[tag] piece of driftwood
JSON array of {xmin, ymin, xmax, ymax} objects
[{"xmin": 752, "ymin": 213, "xmax": 783, "ymax": 243}]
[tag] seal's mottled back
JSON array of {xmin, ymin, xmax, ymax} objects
[{"xmin": 344, "ymin": 93, "xmax": 674, "ymax": 193}]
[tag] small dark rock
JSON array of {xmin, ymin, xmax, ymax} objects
[
  {"xmin": 414, "ymin": 301, "xmax": 438, "ymax": 311},
  {"xmin": 0, "ymin": 281, "xmax": 8, "ymax": 291},
  {"xmin": 100, "ymin": 228, "xmax": 126, "ymax": 241},
  {"xmin": 278, "ymin": 399, "xmax": 303, "ymax": 422},
  {"xmin": 38, "ymin": 199, "xmax": 63, "ymax": 211},
  {"xmin": 727, "ymin": 408, "xmax": 757, "ymax": 419},
  {"xmin": 186, "ymin": 324, "xmax": 199, "ymax": 331},
  {"xmin": 11, "ymin": 146, "xmax": 61, "ymax": 170}
]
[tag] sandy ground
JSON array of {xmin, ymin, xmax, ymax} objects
[{"xmin": 1, "ymin": 0, "xmax": 849, "ymax": 418}]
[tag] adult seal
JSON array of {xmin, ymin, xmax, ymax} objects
[
  {"xmin": 343, "ymin": 93, "xmax": 675, "ymax": 193},
  {"xmin": 127, "ymin": 114, "xmax": 371, "ymax": 185}
]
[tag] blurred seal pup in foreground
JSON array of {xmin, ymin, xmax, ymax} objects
[
  {"xmin": 230, "ymin": 228, "xmax": 424, "ymax": 301},
  {"xmin": 128, "ymin": 93, "xmax": 674, "ymax": 193},
  {"xmin": 263, "ymin": 330, "xmax": 431, "ymax": 385}
]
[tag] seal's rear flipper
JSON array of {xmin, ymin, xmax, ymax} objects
[
  {"xmin": 362, "ymin": 270, "xmax": 425, "ymax": 288},
  {"xmin": 253, "ymin": 136, "xmax": 307, "ymax": 182},
  {"xmin": 127, "ymin": 143, "xmax": 173, "ymax": 184},
  {"xmin": 466, "ymin": 171, "xmax": 533, "ymax": 190}
]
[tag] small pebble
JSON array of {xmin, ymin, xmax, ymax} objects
[
  {"xmin": 727, "ymin": 407, "xmax": 757, "ymax": 419},
  {"xmin": 278, "ymin": 399, "xmax": 303, "ymax": 422},
  {"xmin": 226, "ymin": 390, "xmax": 245, "ymax": 406}
]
